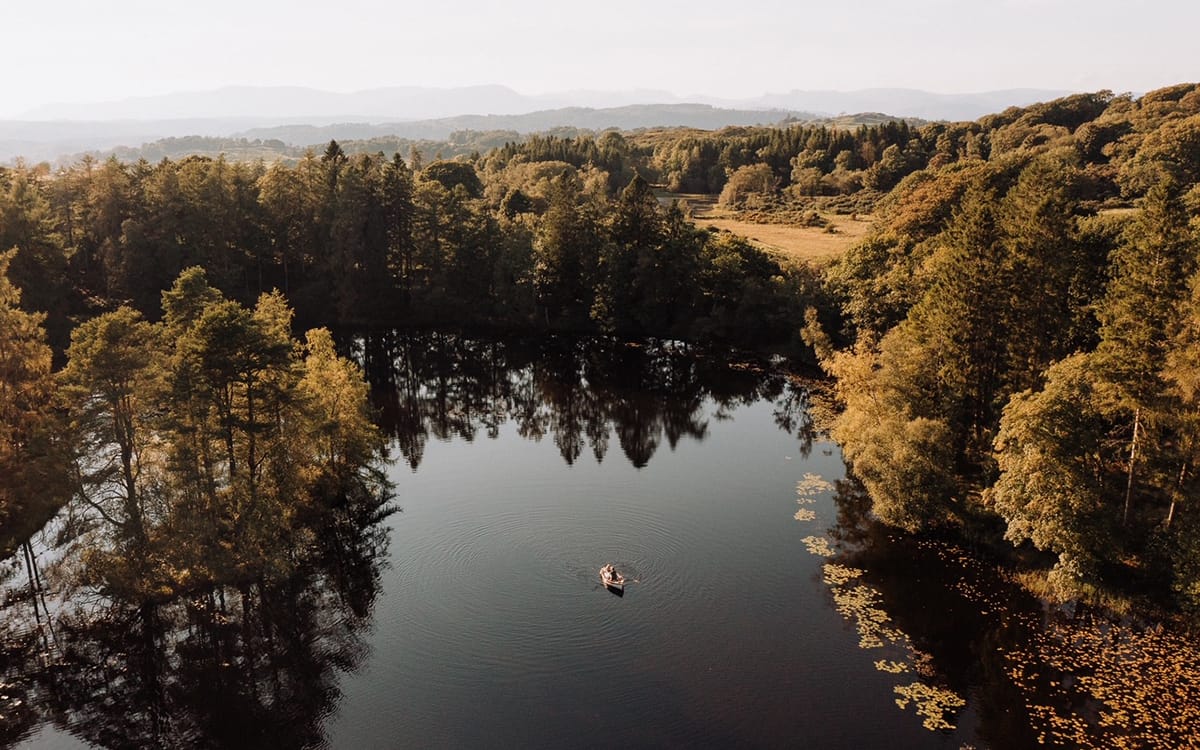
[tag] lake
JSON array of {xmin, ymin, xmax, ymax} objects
[
  {"xmin": 7, "ymin": 334, "xmax": 1194, "ymax": 748},
  {"xmin": 328, "ymin": 335, "xmax": 952, "ymax": 748}
]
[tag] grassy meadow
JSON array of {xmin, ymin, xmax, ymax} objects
[{"xmin": 662, "ymin": 192, "xmax": 873, "ymax": 262}]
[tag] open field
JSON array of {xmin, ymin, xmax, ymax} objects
[
  {"xmin": 661, "ymin": 192, "xmax": 873, "ymax": 263},
  {"xmin": 696, "ymin": 214, "xmax": 873, "ymax": 262}
]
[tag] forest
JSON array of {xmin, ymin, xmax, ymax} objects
[
  {"xmin": 1, "ymin": 252, "xmax": 388, "ymax": 587},
  {"xmin": 2, "ymin": 82, "xmax": 1200, "ymax": 619},
  {"xmin": 807, "ymin": 83, "xmax": 1200, "ymax": 618}
]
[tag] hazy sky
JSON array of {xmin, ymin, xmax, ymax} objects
[{"xmin": 4, "ymin": 0, "xmax": 1198, "ymax": 116}]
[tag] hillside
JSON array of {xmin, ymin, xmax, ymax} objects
[
  {"xmin": 232, "ymin": 104, "xmax": 809, "ymax": 145},
  {"xmin": 1, "ymin": 85, "xmax": 1078, "ymax": 164},
  {"xmin": 19, "ymin": 84, "xmax": 1070, "ymax": 122}
]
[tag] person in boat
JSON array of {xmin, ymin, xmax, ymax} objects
[{"xmin": 602, "ymin": 564, "xmax": 617, "ymax": 580}]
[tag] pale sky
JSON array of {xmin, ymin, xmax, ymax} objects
[{"xmin": 3, "ymin": 0, "xmax": 1198, "ymax": 116}]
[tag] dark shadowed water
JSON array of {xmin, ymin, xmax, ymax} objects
[
  {"xmin": 321, "ymin": 334, "xmax": 981, "ymax": 748},
  {"xmin": 332, "ymin": 382, "xmax": 885, "ymax": 747},
  {"xmin": 8, "ymin": 334, "xmax": 1064, "ymax": 748}
]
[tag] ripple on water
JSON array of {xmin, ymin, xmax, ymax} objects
[{"xmin": 385, "ymin": 492, "xmax": 717, "ymax": 708}]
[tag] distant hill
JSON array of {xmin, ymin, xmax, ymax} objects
[
  {"xmin": 1, "ymin": 104, "xmax": 814, "ymax": 164},
  {"xmin": 233, "ymin": 104, "xmax": 809, "ymax": 146},
  {"xmin": 0, "ymin": 84, "xmax": 1077, "ymax": 163},
  {"xmin": 0, "ymin": 118, "xmax": 302, "ymax": 163},
  {"xmin": 18, "ymin": 84, "xmax": 1073, "ymax": 124},
  {"xmin": 725, "ymin": 88, "xmax": 1072, "ymax": 122},
  {"xmin": 72, "ymin": 110, "xmax": 934, "ymax": 166}
]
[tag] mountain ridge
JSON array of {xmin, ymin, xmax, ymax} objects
[
  {"xmin": 230, "ymin": 103, "xmax": 819, "ymax": 146},
  {"xmin": 1, "ymin": 85, "xmax": 1078, "ymax": 163},
  {"xmin": 0, "ymin": 103, "xmax": 815, "ymax": 163},
  {"xmin": 18, "ymin": 84, "xmax": 1073, "ymax": 123}
]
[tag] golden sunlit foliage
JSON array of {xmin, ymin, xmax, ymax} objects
[
  {"xmin": 0, "ymin": 249, "xmax": 70, "ymax": 554},
  {"xmin": 808, "ymin": 83, "xmax": 1200, "ymax": 619},
  {"xmin": 61, "ymin": 268, "xmax": 387, "ymax": 598}
]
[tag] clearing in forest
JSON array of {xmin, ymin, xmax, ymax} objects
[{"xmin": 663, "ymin": 193, "xmax": 873, "ymax": 262}]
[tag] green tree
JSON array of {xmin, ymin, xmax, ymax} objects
[
  {"xmin": 173, "ymin": 296, "xmax": 291, "ymax": 504},
  {"xmin": 633, "ymin": 203, "xmax": 703, "ymax": 334},
  {"xmin": 718, "ymin": 164, "xmax": 778, "ymax": 207},
  {"xmin": 59, "ymin": 268, "xmax": 389, "ymax": 595},
  {"xmin": 420, "ymin": 160, "xmax": 484, "ymax": 199},
  {"xmin": 379, "ymin": 154, "xmax": 416, "ymax": 308},
  {"xmin": 328, "ymin": 155, "xmax": 373, "ymax": 323},
  {"xmin": 863, "ymin": 143, "xmax": 922, "ymax": 191},
  {"xmin": 0, "ymin": 250, "xmax": 68, "ymax": 554},
  {"xmin": 594, "ymin": 174, "xmax": 663, "ymax": 333},
  {"xmin": 533, "ymin": 174, "xmax": 602, "ymax": 328},
  {"xmin": 257, "ymin": 161, "xmax": 311, "ymax": 296},
  {"xmin": 988, "ymin": 354, "xmax": 1118, "ymax": 592},
  {"xmin": 905, "ymin": 183, "xmax": 1011, "ymax": 459},
  {"xmin": 500, "ymin": 188, "xmax": 534, "ymax": 218},
  {"xmin": 113, "ymin": 160, "xmax": 190, "ymax": 313},
  {"xmin": 62, "ymin": 307, "xmax": 162, "ymax": 548},
  {"xmin": 696, "ymin": 234, "xmax": 792, "ymax": 345},
  {"xmin": 1164, "ymin": 273, "xmax": 1200, "ymax": 530},
  {"xmin": 1093, "ymin": 179, "xmax": 1197, "ymax": 528},
  {"xmin": 0, "ymin": 168, "xmax": 71, "ymax": 344},
  {"xmin": 161, "ymin": 266, "xmax": 224, "ymax": 335},
  {"xmin": 997, "ymin": 152, "xmax": 1103, "ymax": 381}
]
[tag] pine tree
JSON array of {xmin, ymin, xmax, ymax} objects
[
  {"xmin": 0, "ymin": 250, "xmax": 68, "ymax": 553},
  {"xmin": 0, "ymin": 169, "xmax": 71, "ymax": 345},
  {"xmin": 595, "ymin": 174, "xmax": 663, "ymax": 333},
  {"xmin": 62, "ymin": 307, "xmax": 162, "ymax": 548},
  {"xmin": 997, "ymin": 153, "xmax": 1103, "ymax": 384},
  {"xmin": 534, "ymin": 173, "xmax": 601, "ymax": 328},
  {"xmin": 1093, "ymin": 178, "xmax": 1197, "ymax": 527},
  {"xmin": 906, "ymin": 183, "xmax": 1011, "ymax": 459}
]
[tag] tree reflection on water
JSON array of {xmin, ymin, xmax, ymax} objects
[
  {"xmin": 358, "ymin": 332, "xmax": 812, "ymax": 471},
  {"xmin": 1, "ymin": 458, "xmax": 392, "ymax": 749},
  {"xmin": 2, "ymin": 334, "xmax": 815, "ymax": 748}
]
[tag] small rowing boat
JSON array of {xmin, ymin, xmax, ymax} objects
[{"xmin": 600, "ymin": 564, "xmax": 625, "ymax": 590}]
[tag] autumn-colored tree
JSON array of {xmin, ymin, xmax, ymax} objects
[
  {"xmin": 0, "ymin": 250, "xmax": 69, "ymax": 553},
  {"xmin": 62, "ymin": 307, "xmax": 162, "ymax": 548},
  {"xmin": 803, "ymin": 316, "xmax": 957, "ymax": 531},
  {"xmin": 718, "ymin": 163, "xmax": 779, "ymax": 208},
  {"xmin": 988, "ymin": 354, "xmax": 1119, "ymax": 591},
  {"xmin": 1093, "ymin": 179, "xmax": 1197, "ymax": 529}
]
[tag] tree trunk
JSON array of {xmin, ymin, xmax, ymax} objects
[
  {"xmin": 1166, "ymin": 458, "xmax": 1188, "ymax": 529},
  {"xmin": 23, "ymin": 541, "xmax": 41, "ymax": 625},
  {"xmin": 118, "ymin": 397, "xmax": 146, "ymax": 546},
  {"xmin": 1122, "ymin": 407, "xmax": 1141, "ymax": 528}
]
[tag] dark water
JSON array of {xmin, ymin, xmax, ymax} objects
[
  {"xmin": 334, "ymin": 373, "xmax": 887, "ymax": 746},
  {"xmin": 327, "ymin": 335, "xmax": 982, "ymax": 748},
  {"xmin": 6, "ymin": 334, "xmax": 1058, "ymax": 748}
]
